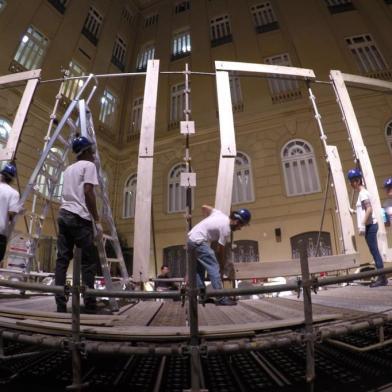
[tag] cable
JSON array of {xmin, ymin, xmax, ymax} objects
[{"xmin": 315, "ymin": 167, "xmax": 331, "ymax": 257}]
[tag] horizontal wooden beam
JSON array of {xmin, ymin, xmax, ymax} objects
[
  {"xmin": 340, "ymin": 72, "xmax": 392, "ymax": 92},
  {"xmin": 215, "ymin": 61, "xmax": 316, "ymax": 80},
  {"xmin": 0, "ymin": 69, "xmax": 41, "ymax": 85},
  {"xmin": 234, "ymin": 254, "xmax": 360, "ymax": 280}
]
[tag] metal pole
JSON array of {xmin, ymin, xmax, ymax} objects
[
  {"xmin": 299, "ymin": 241, "xmax": 315, "ymax": 391},
  {"xmin": 186, "ymin": 246, "xmax": 206, "ymax": 392},
  {"xmin": 66, "ymin": 248, "xmax": 88, "ymax": 391}
]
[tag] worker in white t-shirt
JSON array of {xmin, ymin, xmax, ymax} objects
[
  {"xmin": 187, "ymin": 205, "xmax": 251, "ymax": 305},
  {"xmin": 54, "ymin": 136, "xmax": 102, "ymax": 313},
  {"xmin": 348, "ymin": 168, "xmax": 387, "ymax": 287},
  {"xmin": 0, "ymin": 163, "xmax": 20, "ymax": 264}
]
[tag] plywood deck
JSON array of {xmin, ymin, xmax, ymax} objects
[{"xmin": 0, "ymin": 283, "xmax": 390, "ymax": 342}]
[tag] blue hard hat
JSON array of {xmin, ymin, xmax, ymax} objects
[
  {"xmin": 1, "ymin": 162, "xmax": 17, "ymax": 179},
  {"xmin": 233, "ymin": 208, "xmax": 251, "ymax": 224},
  {"xmin": 72, "ymin": 136, "xmax": 93, "ymax": 155},
  {"xmin": 347, "ymin": 168, "xmax": 362, "ymax": 180},
  {"xmin": 383, "ymin": 177, "xmax": 392, "ymax": 188}
]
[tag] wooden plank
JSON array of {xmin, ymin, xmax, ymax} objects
[
  {"xmin": 0, "ymin": 312, "xmax": 114, "ymax": 326},
  {"xmin": 217, "ymin": 302, "xmax": 270, "ymax": 324},
  {"xmin": 215, "ymin": 61, "xmax": 315, "ymax": 80},
  {"xmin": 118, "ymin": 301, "xmax": 163, "ymax": 326},
  {"xmin": 240, "ymin": 299, "xmax": 304, "ymax": 320},
  {"xmin": 0, "ymin": 69, "xmax": 41, "ymax": 86},
  {"xmin": 214, "ymin": 70, "xmax": 236, "ymax": 216},
  {"xmin": 341, "ymin": 72, "xmax": 392, "ymax": 92},
  {"xmin": 9, "ymin": 313, "xmax": 341, "ymax": 340},
  {"xmin": 133, "ymin": 60, "xmax": 160, "ymax": 282},
  {"xmin": 0, "ymin": 77, "xmax": 40, "ymax": 161},
  {"xmin": 234, "ymin": 253, "xmax": 360, "ymax": 279},
  {"xmin": 148, "ymin": 301, "xmax": 187, "ymax": 327},
  {"xmin": 326, "ymin": 145, "xmax": 356, "ymax": 254},
  {"xmin": 0, "ymin": 306, "xmax": 126, "ymax": 321},
  {"xmin": 198, "ymin": 303, "xmax": 234, "ymax": 326}
]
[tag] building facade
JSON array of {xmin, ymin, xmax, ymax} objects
[{"xmin": 1, "ymin": 0, "xmax": 392, "ymax": 276}]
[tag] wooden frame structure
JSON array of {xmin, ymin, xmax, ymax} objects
[
  {"xmin": 214, "ymin": 61, "xmax": 357, "ymax": 257},
  {"xmin": 329, "ymin": 71, "xmax": 392, "ymax": 261},
  {"xmin": 0, "ymin": 69, "xmax": 41, "ymax": 162}
]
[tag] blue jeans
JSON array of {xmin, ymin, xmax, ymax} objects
[
  {"xmin": 0, "ymin": 234, "xmax": 7, "ymax": 262},
  {"xmin": 365, "ymin": 223, "xmax": 384, "ymax": 270},
  {"xmin": 187, "ymin": 240, "xmax": 223, "ymax": 290}
]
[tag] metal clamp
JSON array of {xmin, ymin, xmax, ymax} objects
[
  {"xmin": 198, "ymin": 287, "xmax": 207, "ymax": 305},
  {"xmin": 296, "ymin": 277, "xmax": 302, "ymax": 298},
  {"xmin": 180, "ymin": 286, "xmax": 187, "ymax": 307},
  {"xmin": 64, "ymin": 284, "xmax": 71, "ymax": 297},
  {"xmin": 312, "ymin": 277, "xmax": 319, "ymax": 294},
  {"xmin": 199, "ymin": 343, "xmax": 208, "ymax": 358}
]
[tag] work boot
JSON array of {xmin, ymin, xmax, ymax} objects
[
  {"xmin": 84, "ymin": 303, "xmax": 97, "ymax": 314},
  {"xmin": 216, "ymin": 297, "xmax": 237, "ymax": 306},
  {"xmin": 370, "ymin": 276, "xmax": 388, "ymax": 288},
  {"xmin": 56, "ymin": 304, "xmax": 67, "ymax": 313}
]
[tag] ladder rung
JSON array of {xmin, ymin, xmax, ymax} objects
[
  {"xmin": 67, "ymin": 118, "xmax": 76, "ymax": 130},
  {"xmin": 57, "ymin": 135, "xmax": 70, "ymax": 147},
  {"xmin": 26, "ymin": 212, "xmax": 45, "ymax": 220},
  {"xmin": 107, "ymin": 258, "xmax": 122, "ymax": 263},
  {"xmin": 45, "ymin": 157, "xmax": 64, "ymax": 168},
  {"xmin": 8, "ymin": 250, "xmax": 34, "ymax": 258}
]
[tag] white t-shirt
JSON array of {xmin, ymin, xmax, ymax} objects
[
  {"xmin": 0, "ymin": 182, "xmax": 20, "ymax": 236},
  {"xmin": 356, "ymin": 188, "xmax": 376, "ymax": 230},
  {"xmin": 188, "ymin": 209, "xmax": 231, "ymax": 246},
  {"xmin": 383, "ymin": 198, "xmax": 392, "ymax": 220},
  {"xmin": 60, "ymin": 160, "xmax": 99, "ymax": 221}
]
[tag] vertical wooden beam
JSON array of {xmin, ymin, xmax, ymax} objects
[
  {"xmin": 214, "ymin": 70, "xmax": 236, "ymax": 215},
  {"xmin": 330, "ymin": 70, "xmax": 388, "ymax": 260},
  {"xmin": 326, "ymin": 145, "xmax": 356, "ymax": 254},
  {"xmin": 133, "ymin": 60, "xmax": 160, "ymax": 282},
  {"xmin": 0, "ymin": 69, "xmax": 41, "ymax": 161}
]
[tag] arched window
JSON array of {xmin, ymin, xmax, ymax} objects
[
  {"xmin": 281, "ymin": 139, "xmax": 321, "ymax": 196},
  {"xmin": 290, "ymin": 231, "xmax": 332, "ymax": 258},
  {"xmin": 225, "ymin": 240, "xmax": 260, "ymax": 263},
  {"xmin": 37, "ymin": 147, "xmax": 65, "ymax": 201},
  {"xmin": 232, "ymin": 151, "xmax": 254, "ymax": 204},
  {"xmin": 123, "ymin": 174, "xmax": 137, "ymax": 218},
  {"xmin": 385, "ymin": 120, "xmax": 392, "ymax": 156},
  {"xmin": 168, "ymin": 163, "xmax": 187, "ymax": 213},
  {"xmin": 0, "ymin": 117, "xmax": 11, "ymax": 149}
]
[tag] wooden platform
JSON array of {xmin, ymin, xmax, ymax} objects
[{"xmin": 2, "ymin": 282, "xmax": 390, "ymax": 342}]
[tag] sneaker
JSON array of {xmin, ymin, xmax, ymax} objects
[
  {"xmin": 370, "ymin": 277, "xmax": 388, "ymax": 288},
  {"xmin": 56, "ymin": 305, "xmax": 67, "ymax": 313},
  {"xmin": 216, "ymin": 298, "xmax": 237, "ymax": 306}
]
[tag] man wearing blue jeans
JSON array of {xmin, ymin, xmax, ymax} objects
[
  {"xmin": 348, "ymin": 168, "xmax": 387, "ymax": 287},
  {"xmin": 187, "ymin": 205, "xmax": 251, "ymax": 305}
]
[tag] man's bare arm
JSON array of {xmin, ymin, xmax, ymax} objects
[
  {"xmin": 84, "ymin": 183, "xmax": 99, "ymax": 222},
  {"xmin": 201, "ymin": 205, "xmax": 214, "ymax": 217}
]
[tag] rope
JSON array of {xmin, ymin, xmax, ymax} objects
[{"xmin": 315, "ymin": 167, "xmax": 331, "ymax": 257}]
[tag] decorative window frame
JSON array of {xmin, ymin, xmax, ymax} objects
[
  {"xmin": 167, "ymin": 163, "xmax": 193, "ymax": 213},
  {"xmin": 123, "ymin": 173, "xmax": 137, "ymax": 218},
  {"xmin": 232, "ymin": 151, "xmax": 255, "ymax": 204},
  {"xmin": 281, "ymin": 139, "xmax": 321, "ymax": 197}
]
